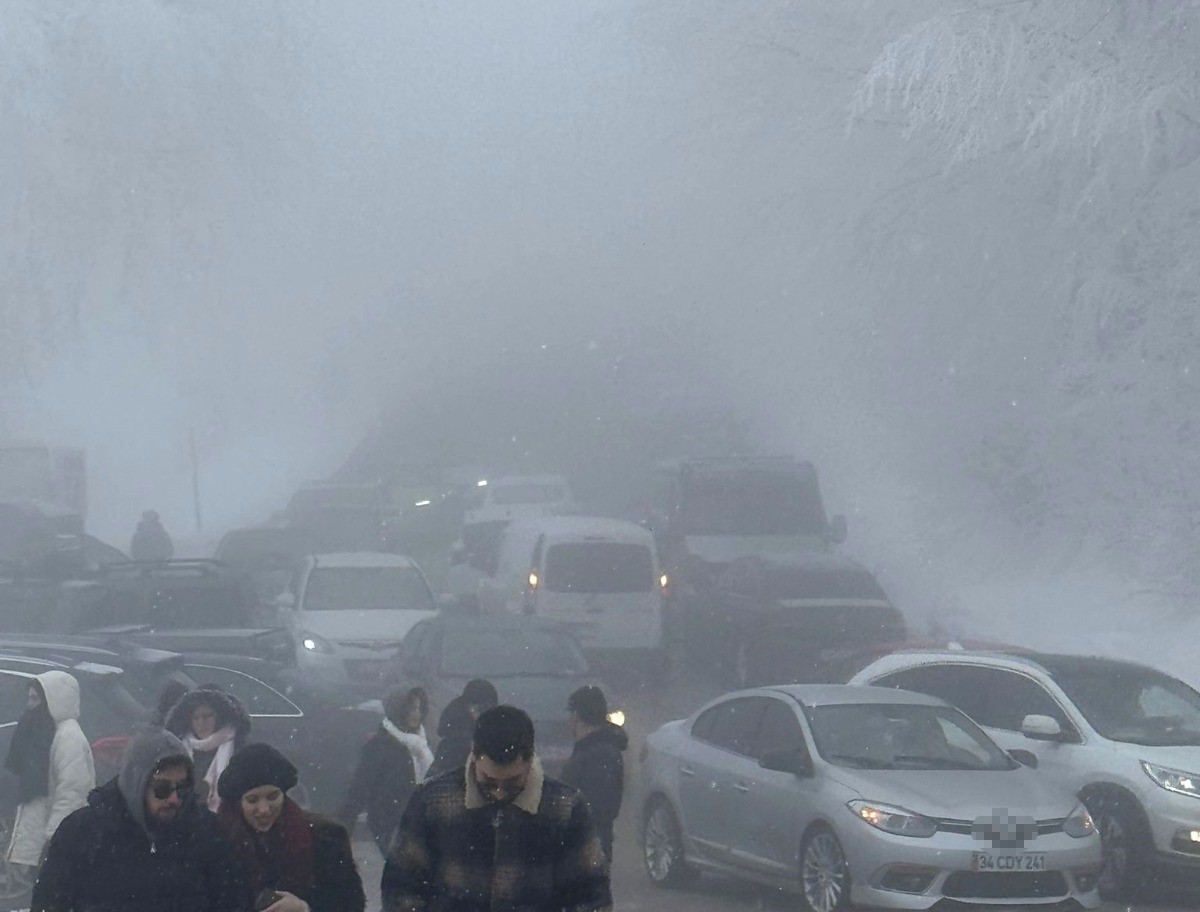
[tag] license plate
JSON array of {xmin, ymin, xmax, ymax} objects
[{"xmin": 971, "ymin": 852, "xmax": 1046, "ymax": 872}]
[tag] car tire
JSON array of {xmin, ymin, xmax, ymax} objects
[
  {"xmin": 642, "ymin": 800, "xmax": 696, "ymax": 889},
  {"xmin": 799, "ymin": 825, "xmax": 851, "ymax": 912},
  {"xmin": 1083, "ymin": 791, "xmax": 1148, "ymax": 899}
]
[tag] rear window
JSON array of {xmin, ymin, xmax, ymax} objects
[{"xmin": 544, "ymin": 542, "xmax": 654, "ymax": 594}]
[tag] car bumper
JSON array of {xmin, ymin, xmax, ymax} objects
[
  {"xmin": 1143, "ymin": 788, "xmax": 1200, "ymax": 871},
  {"xmin": 844, "ymin": 828, "xmax": 1102, "ymax": 910}
]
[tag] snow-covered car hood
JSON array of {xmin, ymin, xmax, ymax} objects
[
  {"xmin": 826, "ymin": 766, "xmax": 1079, "ymax": 821},
  {"xmin": 299, "ymin": 608, "xmax": 437, "ymax": 644}
]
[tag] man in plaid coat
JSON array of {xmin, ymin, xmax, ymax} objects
[{"xmin": 381, "ymin": 705, "xmax": 612, "ymax": 912}]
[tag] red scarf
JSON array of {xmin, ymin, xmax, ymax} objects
[{"xmin": 218, "ymin": 796, "xmax": 316, "ymax": 898}]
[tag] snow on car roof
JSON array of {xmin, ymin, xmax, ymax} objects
[{"xmin": 768, "ymin": 683, "xmax": 950, "ymax": 708}]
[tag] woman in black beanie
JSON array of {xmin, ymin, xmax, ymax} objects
[{"xmin": 216, "ymin": 743, "xmax": 364, "ymax": 912}]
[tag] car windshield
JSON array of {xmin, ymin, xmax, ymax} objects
[
  {"xmin": 439, "ymin": 627, "xmax": 589, "ymax": 676},
  {"xmin": 1048, "ymin": 663, "xmax": 1200, "ymax": 746},
  {"xmin": 302, "ymin": 567, "xmax": 434, "ymax": 612},
  {"xmin": 679, "ymin": 472, "xmax": 827, "ymax": 536},
  {"xmin": 491, "ymin": 483, "xmax": 565, "ymax": 505},
  {"xmin": 544, "ymin": 542, "xmax": 654, "ymax": 593},
  {"xmin": 807, "ymin": 703, "xmax": 1016, "ymax": 771}
]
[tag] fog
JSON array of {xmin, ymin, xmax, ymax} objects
[{"xmin": 4, "ymin": 0, "xmax": 1200, "ymax": 673}]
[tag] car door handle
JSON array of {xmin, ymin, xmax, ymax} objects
[
  {"xmin": 679, "ymin": 766, "xmax": 696, "ymax": 777},
  {"xmin": 732, "ymin": 783, "xmax": 751, "ymax": 793}
]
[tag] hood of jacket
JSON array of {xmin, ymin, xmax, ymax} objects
[
  {"xmin": 35, "ymin": 670, "xmax": 81, "ymax": 724},
  {"xmin": 576, "ymin": 722, "xmax": 629, "ymax": 754},
  {"xmin": 117, "ymin": 729, "xmax": 194, "ymax": 835},
  {"xmin": 437, "ymin": 696, "xmax": 473, "ymax": 739},
  {"xmin": 164, "ymin": 686, "xmax": 251, "ymax": 743}
]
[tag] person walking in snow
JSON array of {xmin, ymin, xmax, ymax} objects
[
  {"xmin": 339, "ymin": 687, "xmax": 433, "ymax": 855},
  {"xmin": 4, "ymin": 671, "xmax": 95, "ymax": 874},
  {"xmin": 164, "ymin": 685, "xmax": 251, "ymax": 812},
  {"xmin": 31, "ymin": 729, "xmax": 249, "ymax": 912},
  {"xmin": 130, "ymin": 509, "xmax": 174, "ymax": 562},
  {"xmin": 426, "ymin": 678, "xmax": 497, "ymax": 779},
  {"xmin": 382, "ymin": 705, "xmax": 611, "ymax": 912},
  {"xmin": 561, "ymin": 686, "xmax": 627, "ymax": 862}
]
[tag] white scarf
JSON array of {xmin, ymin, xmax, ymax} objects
[
  {"xmin": 382, "ymin": 719, "xmax": 434, "ymax": 782},
  {"xmin": 185, "ymin": 726, "xmax": 236, "ymax": 812}
]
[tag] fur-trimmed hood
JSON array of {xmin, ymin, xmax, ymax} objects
[{"xmin": 163, "ymin": 686, "xmax": 251, "ymax": 746}]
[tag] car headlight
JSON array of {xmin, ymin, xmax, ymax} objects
[
  {"xmin": 300, "ymin": 631, "xmax": 336, "ymax": 654},
  {"xmin": 1142, "ymin": 761, "xmax": 1200, "ymax": 799},
  {"xmin": 847, "ymin": 800, "xmax": 937, "ymax": 838},
  {"xmin": 1062, "ymin": 803, "xmax": 1096, "ymax": 838}
]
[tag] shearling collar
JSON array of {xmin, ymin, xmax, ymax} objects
[{"xmin": 464, "ymin": 754, "xmax": 544, "ymax": 815}]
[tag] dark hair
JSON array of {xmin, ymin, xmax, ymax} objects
[
  {"xmin": 472, "ymin": 705, "xmax": 535, "ymax": 765},
  {"xmin": 462, "ymin": 679, "xmax": 498, "ymax": 710},
  {"xmin": 383, "ymin": 687, "xmax": 427, "ymax": 729},
  {"xmin": 568, "ymin": 685, "xmax": 608, "ymax": 726}
]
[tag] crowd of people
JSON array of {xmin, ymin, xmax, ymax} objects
[{"xmin": 4, "ymin": 669, "xmax": 628, "ymax": 912}]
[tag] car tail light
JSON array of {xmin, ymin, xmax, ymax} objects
[
  {"xmin": 91, "ymin": 734, "xmax": 132, "ymax": 769},
  {"xmin": 523, "ymin": 569, "xmax": 539, "ymax": 614}
]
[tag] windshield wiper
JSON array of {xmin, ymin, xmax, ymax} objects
[{"xmin": 824, "ymin": 753, "xmax": 892, "ymax": 770}]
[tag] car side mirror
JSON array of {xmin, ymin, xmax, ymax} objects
[
  {"xmin": 759, "ymin": 749, "xmax": 812, "ymax": 777},
  {"xmin": 827, "ymin": 514, "xmax": 848, "ymax": 545},
  {"xmin": 1008, "ymin": 748, "xmax": 1039, "ymax": 769},
  {"xmin": 1020, "ymin": 714, "xmax": 1064, "ymax": 741}
]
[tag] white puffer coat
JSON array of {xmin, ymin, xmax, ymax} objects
[{"xmin": 6, "ymin": 670, "xmax": 96, "ymax": 866}]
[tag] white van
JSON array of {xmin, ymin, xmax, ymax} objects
[{"xmin": 479, "ymin": 517, "xmax": 666, "ymax": 665}]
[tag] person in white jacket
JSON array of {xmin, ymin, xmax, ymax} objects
[{"xmin": 4, "ymin": 670, "xmax": 95, "ymax": 869}]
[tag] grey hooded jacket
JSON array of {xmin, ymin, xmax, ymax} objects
[{"xmin": 31, "ymin": 729, "xmax": 250, "ymax": 912}]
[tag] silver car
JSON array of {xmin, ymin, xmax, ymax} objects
[{"xmin": 640, "ymin": 685, "xmax": 1102, "ymax": 911}]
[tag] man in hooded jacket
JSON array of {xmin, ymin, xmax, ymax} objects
[
  {"xmin": 31, "ymin": 729, "xmax": 250, "ymax": 912},
  {"xmin": 561, "ymin": 686, "xmax": 627, "ymax": 861},
  {"xmin": 426, "ymin": 678, "xmax": 497, "ymax": 779}
]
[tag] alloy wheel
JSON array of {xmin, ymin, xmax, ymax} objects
[
  {"xmin": 801, "ymin": 829, "xmax": 848, "ymax": 912},
  {"xmin": 643, "ymin": 804, "xmax": 683, "ymax": 885}
]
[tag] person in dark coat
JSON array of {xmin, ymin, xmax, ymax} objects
[
  {"xmin": 382, "ymin": 705, "xmax": 611, "ymax": 912},
  {"xmin": 165, "ymin": 685, "xmax": 252, "ymax": 812},
  {"xmin": 217, "ymin": 743, "xmax": 364, "ymax": 912},
  {"xmin": 339, "ymin": 688, "xmax": 432, "ymax": 856},
  {"xmin": 426, "ymin": 678, "xmax": 497, "ymax": 779},
  {"xmin": 31, "ymin": 729, "xmax": 249, "ymax": 912},
  {"xmin": 561, "ymin": 686, "xmax": 627, "ymax": 861},
  {"xmin": 129, "ymin": 510, "xmax": 174, "ymax": 562}
]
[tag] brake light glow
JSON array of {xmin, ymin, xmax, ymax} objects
[{"xmin": 659, "ymin": 573, "xmax": 669, "ymax": 591}]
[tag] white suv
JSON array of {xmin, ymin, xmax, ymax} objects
[{"xmin": 850, "ymin": 651, "xmax": 1200, "ymax": 898}]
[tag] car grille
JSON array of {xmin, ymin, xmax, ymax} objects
[
  {"xmin": 934, "ymin": 817, "xmax": 1065, "ymax": 838},
  {"xmin": 942, "ymin": 871, "xmax": 1068, "ymax": 900}
]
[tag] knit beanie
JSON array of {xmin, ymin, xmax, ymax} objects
[{"xmin": 217, "ymin": 742, "xmax": 298, "ymax": 802}]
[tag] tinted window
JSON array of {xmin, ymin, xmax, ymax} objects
[
  {"xmin": 753, "ymin": 698, "xmax": 808, "ymax": 762},
  {"xmin": 704, "ymin": 697, "xmax": 768, "ymax": 757},
  {"xmin": 875, "ymin": 665, "xmax": 1069, "ymax": 733},
  {"xmin": 1048, "ymin": 663, "xmax": 1200, "ymax": 746},
  {"xmin": 543, "ymin": 542, "xmax": 654, "ymax": 593},
  {"xmin": 184, "ymin": 665, "xmax": 301, "ymax": 716},
  {"xmin": 692, "ymin": 705, "xmax": 720, "ymax": 741},
  {"xmin": 302, "ymin": 567, "xmax": 434, "ymax": 612}
]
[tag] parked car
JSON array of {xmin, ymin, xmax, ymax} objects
[
  {"xmin": 0, "ymin": 645, "xmax": 190, "ymax": 908},
  {"xmin": 214, "ymin": 526, "xmax": 321, "ymax": 602},
  {"xmin": 477, "ymin": 517, "xmax": 667, "ymax": 670},
  {"xmin": 284, "ymin": 481, "xmax": 401, "ymax": 552},
  {"xmin": 381, "ymin": 613, "xmax": 601, "ymax": 771},
  {"xmin": 640, "ymin": 684, "xmax": 1101, "ymax": 912},
  {"xmin": 278, "ymin": 552, "xmax": 438, "ymax": 694},
  {"xmin": 850, "ymin": 650, "xmax": 1200, "ymax": 898},
  {"xmin": 475, "ymin": 474, "xmax": 575, "ymax": 515},
  {"xmin": 689, "ymin": 553, "xmax": 905, "ymax": 687}
]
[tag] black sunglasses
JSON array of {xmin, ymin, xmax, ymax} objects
[{"xmin": 149, "ymin": 779, "xmax": 193, "ymax": 800}]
